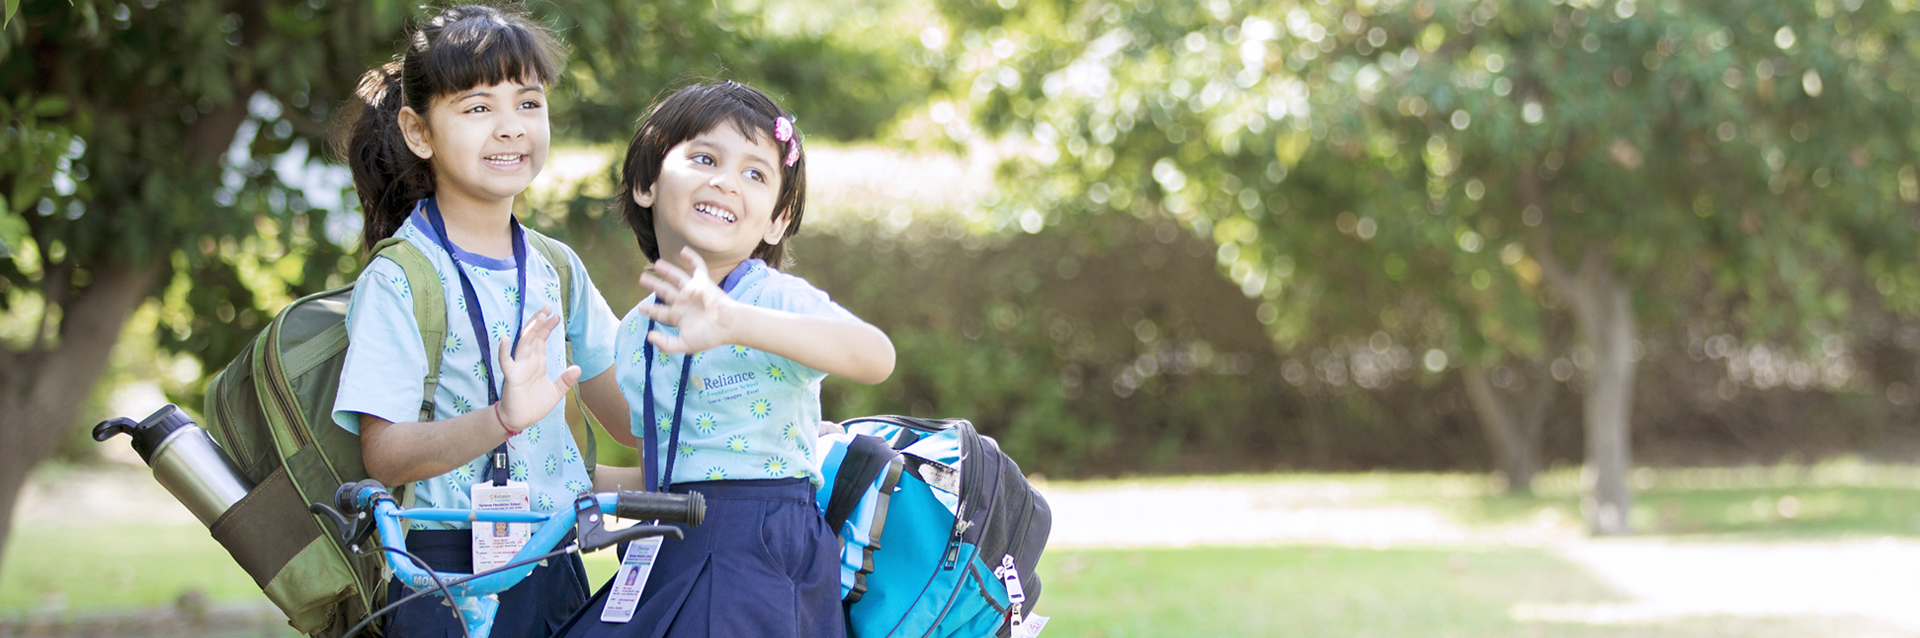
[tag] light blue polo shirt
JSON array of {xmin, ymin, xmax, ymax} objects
[
  {"xmin": 332, "ymin": 205, "xmax": 619, "ymax": 529},
  {"xmin": 616, "ymin": 259, "xmax": 857, "ymax": 487}
]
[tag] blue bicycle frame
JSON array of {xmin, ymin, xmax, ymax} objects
[{"xmin": 318, "ymin": 479, "xmax": 704, "ymax": 638}]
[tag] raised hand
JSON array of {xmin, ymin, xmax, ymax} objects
[
  {"xmin": 496, "ymin": 306, "xmax": 581, "ymax": 433},
  {"xmin": 637, "ymin": 247, "xmax": 737, "ymax": 354}
]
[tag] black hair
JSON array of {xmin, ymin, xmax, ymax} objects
[
  {"xmin": 338, "ymin": 4, "xmax": 565, "ymax": 253},
  {"xmin": 614, "ymin": 81, "xmax": 808, "ymax": 268}
]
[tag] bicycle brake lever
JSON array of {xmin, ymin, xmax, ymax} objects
[
  {"xmin": 311, "ymin": 479, "xmax": 387, "ymax": 551},
  {"xmin": 573, "ymin": 494, "xmax": 685, "ymax": 553},
  {"xmin": 309, "ymin": 501, "xmax": 376, "ymax": 550}
]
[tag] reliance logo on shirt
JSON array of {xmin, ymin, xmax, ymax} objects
[{"xmin": 694, "ymin": 371, "xmax": 757, "ymax": 392}]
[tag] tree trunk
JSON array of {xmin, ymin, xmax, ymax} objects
[
  {"xmin": 1534, "ymin": 248, "xmax": 1636, "ymax": 535},
  {"xmin": 0, "ymin": 262, "xmax": 159, "ymax": 573},
  {"xmin": 1576, "ymin": 266, "xmax": 1636, "ymax": 535},
  {"xmin": 1462, "ymin": 363, "xmax": 1555, "ymax": 495}
]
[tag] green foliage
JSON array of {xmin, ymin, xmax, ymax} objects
[
  {"xmin": 1, "ymin": 0, "xmax": 408, "ymax": 400},
  {"xmin": 772, "ymin": 202, "xmax": 1919, "ymax": 477},
  {"xmin": 0, "ymin": 0, "xmax": 929, "ymax": 438},
  {"xmin": 922, "ymin": 0, "xmax": 1920, "ymax": 366},
  {"xmin": 546, "ymin": 0, "xmax": 933, "ymax": 143},
  {"xmin": 800, "ymin": 213, "xmax": 1242, "ymax": 475},
  {"xmin": 793, "ymin": 210, "xmax": 1508, "ymax": 477}
]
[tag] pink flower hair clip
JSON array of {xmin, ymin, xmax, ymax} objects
[{"xmin": 773, "ymin": 116, "xmax": 800, "ymax": 167}]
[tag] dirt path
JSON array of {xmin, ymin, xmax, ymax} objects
[
  {"xmin": 1038, "ymin": 479, "xmax": 1574, "ymax": 548},
  {"xmin": 1545, "ymin": 539, "xmax": 1920, "ymax": 633}
]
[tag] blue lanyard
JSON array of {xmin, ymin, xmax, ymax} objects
[
  {"xmin": 641, "ymin": 261, "xmax": 755, "ymax": 493},
  {"xmin": 421, "ymin": 199, "xmax": 528, "ymax": 487},
  {"xmin": 640, "ymin": 324, "xmax": 693, "ymax": 494}
]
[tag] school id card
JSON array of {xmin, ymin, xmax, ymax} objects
[
  {"xmin": 600, "ymin": 536, "xmax": 664, "ymax": 623},
  {"xmin": 470, "ymin": 481, "xmax": 531, "ymax": 574}
]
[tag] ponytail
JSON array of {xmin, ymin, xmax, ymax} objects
[
  {"xmin": 335, "ymin": 4, "xmax": 566, "ymax": 255},
  {"xmin": 341, "ymin": 61, "xmax": 434, "ymax": 254}
]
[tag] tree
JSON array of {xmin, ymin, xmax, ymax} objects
[
  {"xmin": 0, "ymin": 0, "xmax": 411, "ymax": 573},
  {"xmin": 0, "ymin": 0, "xmax": 922, "ymax": 573},
  {"xmin": 923, "ymin": 0, "xmax": 1920, "ymax": 532}
]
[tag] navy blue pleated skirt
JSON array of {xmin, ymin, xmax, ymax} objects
[
  {"xmin": 381, "ymin": 528, "xmax": 591, "ymax": 638},
  {"xmin": 555, "ymin": 478, "xmax": 844, "ymax": 638}
]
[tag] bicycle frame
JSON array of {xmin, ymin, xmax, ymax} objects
[{"xmin": 319, "ymin": 480, "xmax": 702, "ymax": 638}]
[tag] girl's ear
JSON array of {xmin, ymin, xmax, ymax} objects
[
  {"xmin": 631, "ymin": 182, "xmax": 655, "ymax": 208},
  {"xmin": 398, "ymin": 106, "xmax": 434, "ymax": 160},
  {"xmin": 761, "ymin": 209, "xmax": 793, "ymax": 245}
]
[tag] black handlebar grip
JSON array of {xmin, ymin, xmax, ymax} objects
[
  {"xmin": 614, "ymin": 491, "xmax": 705, "ymax": 526},
  {"xmin": 334, "ymin": 479, "xmax": 388, "ymax": 516}
]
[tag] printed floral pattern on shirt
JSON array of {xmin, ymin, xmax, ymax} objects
[{"xmin": 612, "ymin": 260, "xmax": 846, "ymax": 487}]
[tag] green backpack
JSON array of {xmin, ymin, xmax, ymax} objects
[{"xmin": 199, "ymin": 230, "xmax": 598, "ymax": 636}]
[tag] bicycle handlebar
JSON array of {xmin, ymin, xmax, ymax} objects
[
  {"xmin": 316, "ymin": 482, "xmax": 707, "ymax": 638},
  {"xmin": 613, "ymin": 490, "xmax": 705, "ymax": 526},
  {"xmin": 317, "ymin": 483, "xmax": 707, "ymax": 599}
]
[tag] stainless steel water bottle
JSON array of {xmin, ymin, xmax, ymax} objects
[{"xmin": 93, "ymin": 404, "xmax": 254, "ymax": 527}]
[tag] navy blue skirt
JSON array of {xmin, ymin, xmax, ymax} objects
[
  {"xmin": 381, "ymin": 528, "xmax": 591, "ymax": 638},
  {"xmin": 555, "ymin": 478, "xmax": 844, "ymax": 638}
]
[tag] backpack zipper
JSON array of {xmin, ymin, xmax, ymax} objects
[
  {"xmin": 852, "ymin": 415, "xmax": 971, "ymax": 570},
  {"xmin": 209, "ymin": 359, "xmax": 250, "ymax": 475},
  {"xmin": 942, "ymin": 502, "xmax": 968, "ymax": 570},
  {"xmin": 261, "ymin": 305, "xmax": 314, "ymax": 450},
  {"xmin": 992, "ymin": 555, "xmax": 1026, "ymax": 636},
  {"xmin": 993, "ymin": 442, "xmax": 1042, "ymax": 634}
]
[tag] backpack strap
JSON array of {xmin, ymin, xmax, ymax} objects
[
  {"xmin": 827, "ymin": 435, "xmax": 906, "ymax": 603},
  {"xmin": 892, "ymin": 428, "xmax": 924, "ymax": 450},
  {"xmin": 848, "ymin": 453, "xmax": 904, "ymax": 603},
  {"xmin": 524, "ymin": 228, "xmax": 599, "ymax": 479},
  {"xmin": 369, "ymin": 239, "xmax": 444, "ymax": 514},
  {"xmin": 827, "ymin": 435, "xmax": 898, "ymax": 532},
  {"xmin": 369, "ymin": 237, "xmax": 446, "ymax": 427}
]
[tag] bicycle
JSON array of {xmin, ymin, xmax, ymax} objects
[{"xmin": 309, "ymin": 478, "xmax": 705, "ymax": 638}]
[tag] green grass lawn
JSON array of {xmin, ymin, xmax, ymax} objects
[
  {"xmin": 0, "ymin": 523, "xmax": 266, "ymax": 611},
  {"xmin": 1435, "ymin": 461, "xmax": 1920, "ymax": 539},
  {"xmin": 1060, "ymin": 458, "xmax": 1920, "ymax": 541},
  {"xmin": 1034, "ymin": 545, "xmax": 1620, "ymax": 637},
  {"xmin": 0, "ymin": 521, "xmax": 628, "ymax": 614},
  {"xmin": 1032, "ymin": 545, "xmax": 1907, "ymax": 638}
]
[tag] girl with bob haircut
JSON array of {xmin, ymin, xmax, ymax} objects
[{"xmin": 556, "ymin": 81, "xmax": 894, "ymax": 637}]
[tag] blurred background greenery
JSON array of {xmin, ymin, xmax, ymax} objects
[{"xmin": 7, "ymin": 0, "xmax": 1920, "ymax": 634}]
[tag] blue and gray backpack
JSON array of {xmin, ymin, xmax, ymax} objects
[{"xmin": 815, "ymin": 416, "xmax": 1052, "ymax": 638}]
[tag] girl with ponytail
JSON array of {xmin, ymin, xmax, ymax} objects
[{"xmin": 330, "ymin": 5, "xmax": 628, "ymax": 635}]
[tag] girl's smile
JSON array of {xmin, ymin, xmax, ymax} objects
[
  {"xmin": 693, "ymin": 202, "xmax": 737, "ymax": 223},
  {"xmin": 484, "ymin": 153, "xmax": 532, "ymax": 170}
]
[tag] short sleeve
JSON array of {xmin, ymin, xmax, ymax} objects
[
  {"xmin": 558, "ymin": 244, "xmax": 619, "ymax": 381},
  {"xmin": 755, "ymin": 277, "xmax": 857, "ymax": 322},
  {"xmin": 332, "ymin": 258, "xmax": 433, "ymax": 434},
  {"xmin": 748, "ymin": 272, "xmax": 858, "ymax": 386}
]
